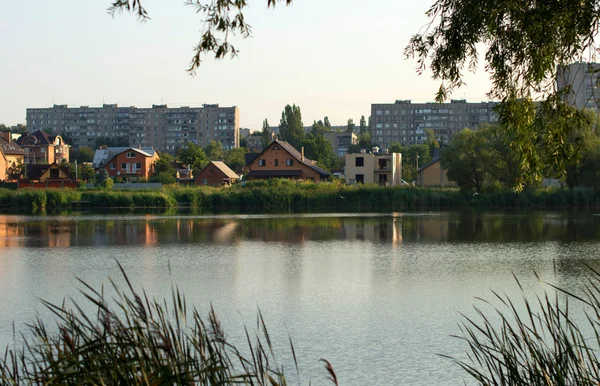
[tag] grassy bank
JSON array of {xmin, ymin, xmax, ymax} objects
[{"xmin": 1, "ymin": 180, "xmax": 599, "ymax": 210}]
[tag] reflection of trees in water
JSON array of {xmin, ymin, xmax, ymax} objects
[{"xmin": 3, "ymin": 212, "xmax": 600, "ymax": 248}]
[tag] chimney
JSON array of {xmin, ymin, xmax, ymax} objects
[
  {"xmin": 0, "ymin": 131, "xmax": 9, "ymax": 143},
  {"xmin": 301, "ymin": 146, "xmax": 305, "ymax": 162},
  {"xmin": 138, "ymin": 144, "xmax": 141, "ymax": 149}
]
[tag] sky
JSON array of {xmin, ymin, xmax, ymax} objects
[{"xmin": 0, "ymin": 0, "xmax": 494, "ymax": 130}]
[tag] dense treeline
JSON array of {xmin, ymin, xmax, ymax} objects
[{"xmin": 1, "ymin": 180, "xmax": 600, "ymax": 210}]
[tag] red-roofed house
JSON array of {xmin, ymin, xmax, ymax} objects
[
  {"xmin": 93, "ymin": 147, "xmax": 160, "ymax": 180},
  {"xmin": 246, "ymin": 140, "xmax": 330, "ymax": 182}
]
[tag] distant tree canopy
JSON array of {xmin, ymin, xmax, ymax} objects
[
  {"xmin": 278, "ymin": 104, "xmax": 304, "ymax": 149},
  {"xmin": 177, "ymin": 142, "xmax": 207, "ymax": 172}
]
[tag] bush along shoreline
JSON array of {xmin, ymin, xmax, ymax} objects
[{"xmin": 1, "ymin": 180, "xmax": 600, "ymax": 210}]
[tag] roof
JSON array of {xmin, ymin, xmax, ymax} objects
[
  {"xmin": 247, "ymin": 170, "xmax": 303, "ymax": 177},
  {"xmin": 0, "ymin": 137, "xmax": 25, "ymax": 156},
  {"xmin": 207, "ymin": 161, "xmax": 239, "ymax": 179},
  {"xmin": 92, "ymin": 147, "xmax": 157, "ymax": 168},
  {"xmin": 255, "ymin": 140, "xmax": 330, "ymax": 177},
  {"xmin": 26, "ymin": 162, "xmax": 68, "ymax": 180},
  {"xmin": 417, "ymin": 157, "xmax": 441, "ymax": 172},
  {"xmin": 18, "ymin": 130, "xmax": 56, "ymax": 146},
  {"xmin": 245, "ymin": 153, "xmax": 259, "ymax": 166}
]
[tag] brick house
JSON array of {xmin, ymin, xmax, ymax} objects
[
  {"xmin": 18, "ymin": 162, "xmax": 76, "ymax": 188},
  {"xmin": 92, "ymin": 147, "xmax": 159, "ymax": 180},
  {"xmin": 195, "ymin": 161, "xmax": 239, "ymax": 186},
  {"xmin": 18, "ymin": 130, "xmax": 70, "ymax": 164},
  {"xmin": 246, "ymin": 140, "xmax": 330, "ymax": 182}
]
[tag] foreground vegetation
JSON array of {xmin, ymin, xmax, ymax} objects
[
  {"xmin": 2, "ymin": 180, "xmax": 600, "ymax": 210},
  {"xmin": 0, "ymin": 264, "xmax": 315, "ymax": 385}
]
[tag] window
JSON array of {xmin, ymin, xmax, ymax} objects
[
  {"xmin": 355, "ymin": 157, "xmax": 364, "ymax": 167},
  {"xmin": 126, "ymin": 151, "xmax": 135, "ymax": 158},
  {"xmin": 286, "ymin": 159, "xmax": 294, "ymax": 166},
  {"xmin": 274, "ymin": 159, "xmax": 279, "ymax": 166},
  {"xmin": 110, "ymin": 163, "xmax": 116, "ymax": 170},
  {"xmin": 258, "ymin": 159, "xmax": 266, "ymax": 167},
  {"xmin": 49, "ymin": 169, "xmax": 59, "ymax": 179},
  {"xmin": 356, "ymin": 174, "xmax": 364, "ymax": 184},
  {"xmin": 136, "ymin": 163, "xmax": 142, "ymax": 169},
  {"xmin": 121, "ymin": 163, "xmax": 126, "ymax": 170}
]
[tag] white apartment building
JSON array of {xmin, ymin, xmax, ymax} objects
[{"xmin": 26, "ymin": 104, "xmax": 240, "ymax": 152}]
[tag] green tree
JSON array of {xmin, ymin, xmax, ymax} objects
[
  {"xmin": 279, "ymin": 104, "xmax": 304, "ymax": 149},
  {"xmin": 178, "ymin": 142, "xmax": 207, "ymax": 171},
  {"xmin": 78, "ymin": 163, "xmax": 95, "ymax": 182},
  {"xmin": 323, "ymin": 116, "xmax": 332, "ymax": 132},
  {"xmin": 151, "ymin": 155, "xmax": 177, "ymax": 184},
  {"xmin": 75, "ymin": 146, "xmax": 95, "ymax": 163},
  {"xmin": 424, "ymin": 128, "xmax": 440, "ymax": 154},
  {"xmin": 224, "ymin": 148, "xmax": 247, "ymax": 170},
  {"xmin": 261, "ymin": 119, "xmax": 271, "ymax": 149},
  {"xmin": 302, "ymin": 127, "xmax": 336, "ymax": 170},
  {"xmin": 389, "ymin": 143, "xmax": 432, "ymax": 182},
  {"xmin": 346, "ymin": 119, "xmax": 355, "ymax": 133},
  {"xmin": 405, "ymin": 0, "xmax": 599, "ymax": 189},
  {"xmin": 359, "ymin": 115, "xmax": 367, "ymax": 134},
  {"xmin": 205, "ymin": 140, "xmax": 223, "ymax": 160},
  {"xmin": 441, "ymin": 128, "xmax": 492, "ymax": 192}
]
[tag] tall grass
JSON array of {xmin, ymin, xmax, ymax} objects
[
  {"xmin": 448, "ymin": 268, "xmax": 600, "ymax": 384},
  {"xmin": 0, "ymin": 264, "xmax": 335, "ymax": 385},
  {"xmin": 2, "ymin": 183, "xmax": 600, "ymax": 210}
]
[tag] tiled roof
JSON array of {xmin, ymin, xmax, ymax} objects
[
  {"xmin": 247, "ymin": 170, "xmax": 302, "ymax": 177},
  {"xmin": 25, "ymin": 163, "xmax": 68, "ymax": 181}
]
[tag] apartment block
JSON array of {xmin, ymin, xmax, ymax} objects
[
  {"xmin": 323, "ymin": 132, "xmax": 358, "ymax": 156},
  {"xmin": 370, "ymin": 99, "xmax": 499, "ymax": 150},
  {"xmin": 26, "ymin": 104, "xmax": 240, "ymax": 153},
  {"xmin": 557, "ymin": 62, "xmax": 600, "ymax": 110}
]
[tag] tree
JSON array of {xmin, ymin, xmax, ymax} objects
[
  {"xmin": 205, "ymin": 140, "xmax": 223, "ymax": 160},
  {"xmin": 151, "ymin": 155, "xmax": 177, "ymax": 184},
  {"xmin": 224, "ymin": 148, "xmax": 247, "ymax": 171},
  {"xmin": 405, "ymin": 0, "xmax": 599, "ymax": 190},
  {"xmin": 261, "ymin": 119, "xmax": 271, "ymax": 149},
  {"xmin": 178, "ymin": 142, "xmax": 207, "ymax": 171},
  {"xmin": 111, "ymin": 0, "xmax": 292, "ymax": 73},
  {"xmin": 424, "ymin": 128, "xmax": 439, "ymax": 154},
  {"xmin": 278, "ymin": 104, "xmax": 304, "ymax": 149},
  {"xmin": 441, "ymin": 129, "xmax": 492, "ymax": 193},
  {"xmin": 302, "ymin": 126, "xmax": 336, "ymax": 171},
  {"xmin": 323, "ymin": 116, "xmax": 332, "ymax": 132},
  {"xmin": 346, "ymin": 119, "xmax": 355, "ymax": 133},
  {"xmin": 359, "ymin": 116, "xmax": 367, "ymax": 134},
  {"xmin": 74, "ymin": 146, "xmax": 95, "ymax": 163},
  {"xmin": 78, "ymin": 163, "xmax": 95, "ymax": 182},
  {"xmin": 388, "ymin": 143, "xmax": 432, "ymax": 183}
]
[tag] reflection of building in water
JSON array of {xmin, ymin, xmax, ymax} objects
[
  {"xmin": 0, "ymin": 219, "xmax": 23, "ymax": 248},
  {"xmin": 344, "ymin": 219, "xmax": 403, "ymax": 244}
]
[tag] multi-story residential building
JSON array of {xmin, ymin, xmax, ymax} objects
[
  {"xmin": 17, "ymin": 130, "xmax": 70, "ymax": 165},
  {"xmin": 323, "ymin": 132, "xmax": 358, "ymax": 156},
  {"xmin": 370, "ymin": 99, "xmax": 499, "ymax": 150},
  {"xmin": 557, "ymin": 62, "xmax": 600, "ymax": 111},
  {"xmin": 345, "ymin": 148, "xmax": 402, "ymax": 186},
  {"xmin": 26, "ymin": 104, "xmax": 240, "ymax": 153}
]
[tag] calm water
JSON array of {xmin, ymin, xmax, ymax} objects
[{"xmin": 1, "ymin": 211, "xmax": 600, "ymax": 385}]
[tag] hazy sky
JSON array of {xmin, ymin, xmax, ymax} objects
[{"xmin": 0, "ymin": 0, "xmax": 493, "ymax": 130}]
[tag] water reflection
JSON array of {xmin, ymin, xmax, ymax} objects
[{"xmin": 1, "ymin": 212, "xmax": 600, "ymax": 248}]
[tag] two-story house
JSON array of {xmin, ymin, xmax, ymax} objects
[
  {"xmin": 345, "ymin": 148, "xmax": 402, "ymax": 185},
  {"xmin": 92, "ymin": 146, "xmax": 160, "ymax": 181},
  {"xmin": 18, "ymin": 130, "xmax": 70, "ymax": 164},
  {"xmin": 246, "ymin": 140, "xmax": 330, "ymax": 182}
]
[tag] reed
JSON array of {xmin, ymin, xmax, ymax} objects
[
  {"xmin": 448, "ymin": 269, "xmax": 600, "ymax": 384},
  {"xmin": 0, "ymin": 264, "xmax": 333, "ymax": 385}
]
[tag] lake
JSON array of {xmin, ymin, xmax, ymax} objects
[{"xmin": 1, "ymin": 210, "xmax": 599, "ymax": 385}]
